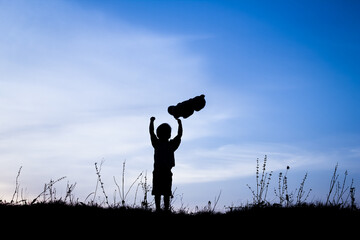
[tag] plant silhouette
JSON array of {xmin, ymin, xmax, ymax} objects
[{"xmin": 149, "ymin": 116, "xmax": 182, "ymax": 211}]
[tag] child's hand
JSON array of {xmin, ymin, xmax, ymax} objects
[{"xmin": 150, "ymin": 116, "xmax": 156, "ymax": 121}]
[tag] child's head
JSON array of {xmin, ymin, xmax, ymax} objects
[{"xmin": 156, "ymin": 123, "xmax": 171, "ymax": 140}]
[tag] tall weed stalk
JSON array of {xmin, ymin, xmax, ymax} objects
[
  {"xmin": 326, "ymin": 163, "xmax": 355, "ymax": 207},
  {"xmin": 247, "ymin": 155, "xmax": 273, "ymax": 205}
]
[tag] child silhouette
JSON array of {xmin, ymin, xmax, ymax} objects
[{"xmin": 149, "ymin": 116, "xmax": 183, "ymax": 212}]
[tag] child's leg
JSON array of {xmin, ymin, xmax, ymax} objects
[
  {"xmin": 155, "ymin": 195, "xmax": 161, "ymax": 211},
  {"xmin": 164, "ymin": 195, "xmax": 170, "ymax": 211}
]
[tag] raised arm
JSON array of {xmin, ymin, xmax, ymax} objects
[
  {"xmin": 149, "ymin": 116, "xmax": 155, "ymax": 134},
  {"xmin": 170, "ymin": 118, "xmax": 183, "ymax": 152},
  {"xmin": 149, "ymin": 117, "xmax": 157, "ymax": 147},
  {"xmin": 176, "ymin": 118, "xmax": 183, "ymax": 138}
]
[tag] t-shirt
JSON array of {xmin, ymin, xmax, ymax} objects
[{"xmin": 151, "ymin": 135, "xmax": 181, "ymax": 170}]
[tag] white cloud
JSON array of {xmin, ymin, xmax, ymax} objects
[
  {"xmin": 0, "ymin": 0, "xmax": 213, "ymax": 199},
  {"xmin": 173, "ymin": 142, "xmax": 331, "ymax": 184},
  {"xmin": 1, "ymin": 1, "xmax": 357, "ymax": 206},
  {"xmin": 0, "ymin": 0, "xmax": 252, "ymax": 203}
]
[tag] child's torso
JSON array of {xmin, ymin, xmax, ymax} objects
[{"xmin": 154, "ymin": 141, "xmax": 175, "ymax": 169}]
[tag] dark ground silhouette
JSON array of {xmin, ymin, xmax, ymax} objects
[{"xmin": 0, "ymin": 202, "xmax": 358, "ymax": 237}]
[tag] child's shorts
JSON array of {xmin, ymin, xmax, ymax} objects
[{"xmin": 152, "ymin": 169, "xmax": 173, "ymax": 196}]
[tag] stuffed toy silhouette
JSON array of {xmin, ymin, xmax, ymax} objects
[{"xmin": 168, "ymin": 94, "xmax": 206, "ymax": 119}]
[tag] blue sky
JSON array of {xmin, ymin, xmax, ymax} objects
[{"xmin": 0, "ymin": 0, "xmax": 359, "ymax": 209}]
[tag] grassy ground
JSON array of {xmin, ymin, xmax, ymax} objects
[
  {"xmin": 1, "ymin": 158, "xmax": 358, "ymax": 237},
  {"xmin": 0, "ymin": 201, "xmax": 358, "ymax": 237}
]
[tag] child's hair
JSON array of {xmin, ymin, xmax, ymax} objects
[{"xmin": 156, "ymin": 123, "xmax": 171, "ymax": 140}]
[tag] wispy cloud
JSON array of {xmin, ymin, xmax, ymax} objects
[
  {"xmin": 1, "ymin": 1, "xmax": 358, "ymax": 205},
  {"xmin": 173, "ymin": 142, "xmax": 334, "ymax": 184},
  {"xmin": 0, "ymin": 0, "xmax": 213, "ymax": 198},
  {"xmin": 0, "ymin": 0, "xmax": 246, "ymax": 200}
]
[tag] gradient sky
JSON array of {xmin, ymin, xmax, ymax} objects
[{"xmin": 0, "ymin": 0, "xmax": 359, "ymax": 209}]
